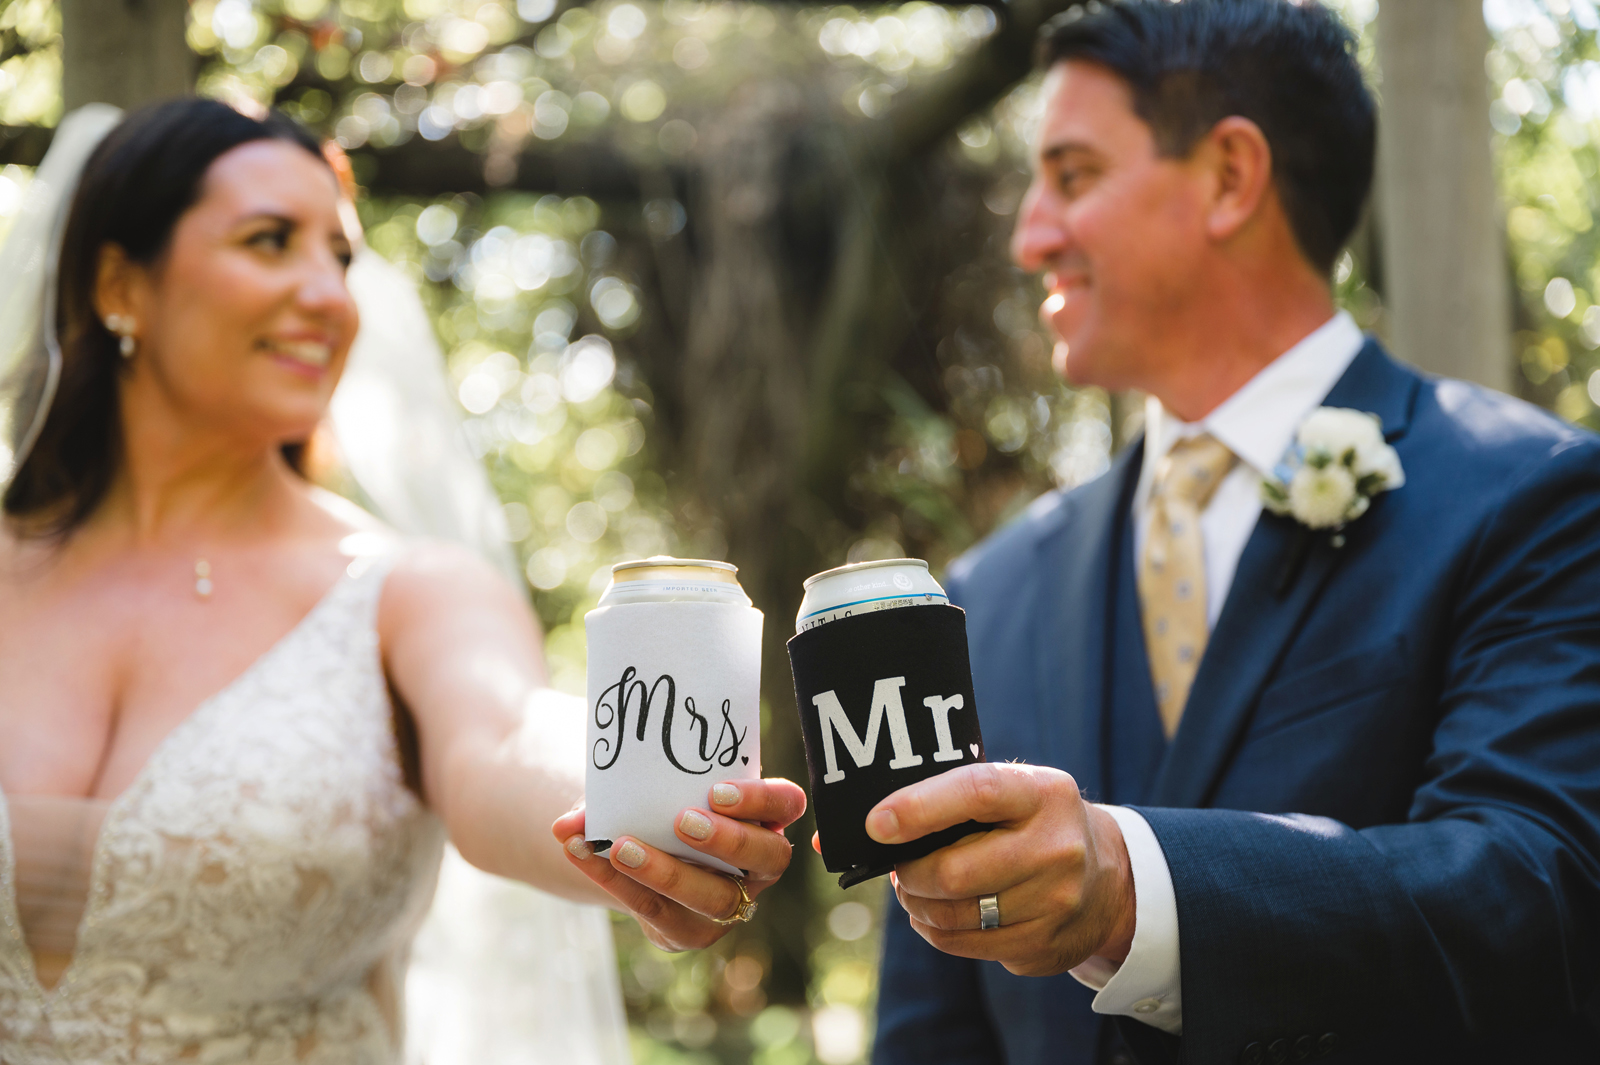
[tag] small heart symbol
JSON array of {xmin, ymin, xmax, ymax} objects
[
  {"xmin": 969, "ymin": 743, "xmax": 980, "ymax": 758},
  {"xmin": 741, "ymin": 756, "xmax": 749, "ymax": 764}
]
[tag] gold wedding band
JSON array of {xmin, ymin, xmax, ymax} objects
[
  {"xmin": 712, "ymin": 874, "xmax": 758, "ymax": 925},
  {"xmin": 978, "ymin": 893, "xmax": 1001, "ymax": 930}
]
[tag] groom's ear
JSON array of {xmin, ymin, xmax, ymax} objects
[{"xmin": 1194, "ymin": 116, "xmax": 1277, "ymax": 247}]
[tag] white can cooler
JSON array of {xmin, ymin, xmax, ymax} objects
[{"xmin": 584, "ymin": 558, "xmax": 763, "ymax": 875}]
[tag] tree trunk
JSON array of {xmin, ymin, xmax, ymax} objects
[
  {"xmin": 60, "ymin": 0, "xmax": 195, "ymax": 112},
  {"xmin": 1374, "ymin": 0, "xmax": 1511, "ymax": 390}
]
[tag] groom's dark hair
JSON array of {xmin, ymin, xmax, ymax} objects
[{"xmin": 1039, "ymin": 0, "xmax": 1374, "ymax": 275}]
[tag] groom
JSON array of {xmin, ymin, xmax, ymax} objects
[{"xmin": 870, "ymin": 1, "xmax": 1600, "ymax": 1063}]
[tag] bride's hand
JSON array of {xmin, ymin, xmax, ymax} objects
[{"xmin": 551, "ymin": 778, "xmax": 807, "ymax": 951}]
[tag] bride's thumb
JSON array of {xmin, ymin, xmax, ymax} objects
[{"xmin": 550, "ymin": 805, "xmax": 586, "ymax": 841}]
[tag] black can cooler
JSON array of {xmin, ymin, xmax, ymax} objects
[{"xmin": 787, "ymin": 604, "xmax": 988, "ymax": 887}]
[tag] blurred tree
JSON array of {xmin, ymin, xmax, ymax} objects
[
  {"xmin": 1480, "ymin": 0, "xmax": 1600, "ymax": 428},
  {"xmin": 1375, "ymin": 0, "xmax": 1513, "ymax": 389},
  {"xmin": 61, "ymin": 0, "xmax": 195, "ymax": 110}
]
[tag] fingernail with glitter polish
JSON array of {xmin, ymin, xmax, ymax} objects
[
  {"xmin": 680, "ymin": 809, "xmax": 714, "ymax": 841},
  {"xmin": 565, "ymin": 835, "xmax": 592, "ymax": 860},
  {"xmin": 614, "ymin": 840, "xmax": 647, "ymax": 868},
  {"xmin": 711, "ymin": 783, "xmax": 741, "ymax": 807}
]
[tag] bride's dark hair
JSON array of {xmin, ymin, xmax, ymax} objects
[{"xmin": 3, "ymin": 97, "xmax": 327, "ymax": 536}]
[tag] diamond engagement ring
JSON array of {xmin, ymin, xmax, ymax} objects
[
  {"xmin": 712, "ymin": 875, "xmax": 758, "ymax": 925},
  {"xmin": 978, "ymin": 893, "xmax": 1001, "ymax": 930}
]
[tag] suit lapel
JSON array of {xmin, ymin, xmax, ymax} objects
[
  {"xmin": 1148, "ymin": 341, "xmax": 1421, "ymax": 807},
  {"xmin": 1032, "ymin": 442, "xmax": 1143, "ymax": 803},
  {"xmin": 1322, "ymin": 339, "xmax": 1419, "ymax": 445}
]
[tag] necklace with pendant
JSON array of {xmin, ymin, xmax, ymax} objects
[{"xmin": 194, "ymin": 558, "xmax": 214, "ymax": 600}]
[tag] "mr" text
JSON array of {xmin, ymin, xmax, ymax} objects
[{"xmin": 812, "ymin": 677, "xmax": 967, "ymax": 783}]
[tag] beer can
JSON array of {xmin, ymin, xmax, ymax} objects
[
  {"xmin": 795, "ymin": 558, "xmax": 949, "ymax": 633},
  {"xmin": 585, "ymin": 556, "xmax": 763, "ymax": 875}
]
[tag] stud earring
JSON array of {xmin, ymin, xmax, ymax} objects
[{"xmin": 120, "ymin": 334, "xmax": 137, "ymax": 358}]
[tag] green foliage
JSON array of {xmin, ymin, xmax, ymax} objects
[
  {"xmin": 1482, "ymin": 0, "xmax": 1600, "ymax": 423},
  {"xmin": 0, "ymin": 0, "xmax": 61, "ymax": 125},
  {"xmin": 357, "ymin": 188, "xmax": 678, "ymax": 691},
  {"xmin": 608, "ymin": 856, "xmax": 887, "ymax": 1064}
]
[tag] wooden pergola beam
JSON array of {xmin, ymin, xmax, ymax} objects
[
  {"xmin": 357, "ymin": 133, "xmax": 665, "ymax": 201},
  {"xmin": 0, "ymin": 121, "xmax": 672, "ymax": 202}
]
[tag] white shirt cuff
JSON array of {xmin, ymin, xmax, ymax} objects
[{"xmin": 1067, "ymin": 804, "xmax": 1183, "ymax": 1035}]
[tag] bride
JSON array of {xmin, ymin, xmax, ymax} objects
[{"xmin": 0, "ymin": 98, "xmax": 805, "ymax": 1062}]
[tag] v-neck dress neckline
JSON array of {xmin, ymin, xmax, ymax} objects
[
  {"xmin": 0, "ymin": 562, "xmax": 362, "ymax": 1004},
  {"xmin": 0, "ymin": 549, "xmax": 444, "ymax": 1065}
]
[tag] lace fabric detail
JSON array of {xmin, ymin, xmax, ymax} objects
[{"xmin": 0, "ymin": 553, "xmax": 446, "ymax": 1064}]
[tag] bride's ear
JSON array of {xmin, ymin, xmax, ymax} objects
[{"xmin": 91, "ymin": 242, "xmax": 148, "ymax": 335}]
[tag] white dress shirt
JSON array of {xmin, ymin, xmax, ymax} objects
[{"xmin": 1066, "ymin": 311, "xmax": 1366, "ymax": 1035}]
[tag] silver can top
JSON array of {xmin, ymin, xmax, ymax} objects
[{"xmin": 796, "ymin": 558, "xmax": 948, "ymax": 632}]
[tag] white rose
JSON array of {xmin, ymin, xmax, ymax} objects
[
  {"xmin": 1352, "ymin": 439, "xmax": 1406, "ymax": 490},
  {"xmin": 1297, "ymin": 407, "xmax": 1383, "ymax": 463},
  {"xmin": 1288, "ymin": 462, "xmax": 1358, "ymax": 529}
]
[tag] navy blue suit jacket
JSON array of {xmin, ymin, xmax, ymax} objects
[{"xmin": 873, "ymin": 343, "xmax": 1600, "ymax": 1064}]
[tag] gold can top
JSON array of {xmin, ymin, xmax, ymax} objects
[{"xmin": 611, "ymin": 556, "xmax": 740, "ymax": 584}]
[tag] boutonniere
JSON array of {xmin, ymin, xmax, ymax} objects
[{"xmin": 1262, "ymin": 406, "xmax": 1405, "ymax": 592}]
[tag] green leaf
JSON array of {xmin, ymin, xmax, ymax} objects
[
  {"xmin": 1355, "ymin": 472, "xmax": 1385, "ymax": 496},
  {"xmin": 1260, "ymin": 478, "xmax": 1290, "ymax": 514}
]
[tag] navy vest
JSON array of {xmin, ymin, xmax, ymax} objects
[
  {"xmin": 1090, "ymin": 503, "xmax": 1173, "ymax": 1065},
  {"xmin": 1103, "ymin": 509, "xmax": 1170, "ymax": 807}
]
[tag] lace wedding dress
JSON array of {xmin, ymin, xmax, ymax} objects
[{"xmin": 0, "ymin": 552, "xmax": 446, "ymax": 1064}]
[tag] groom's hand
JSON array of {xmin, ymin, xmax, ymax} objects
[{"xmin": 870, "ymin": 762, "xmax": 1137, "ymax": 977}]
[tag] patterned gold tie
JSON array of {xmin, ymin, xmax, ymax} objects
[{"xmin": 1139, "ymin": 433, "xmax": 1237, "ymax": 738}]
